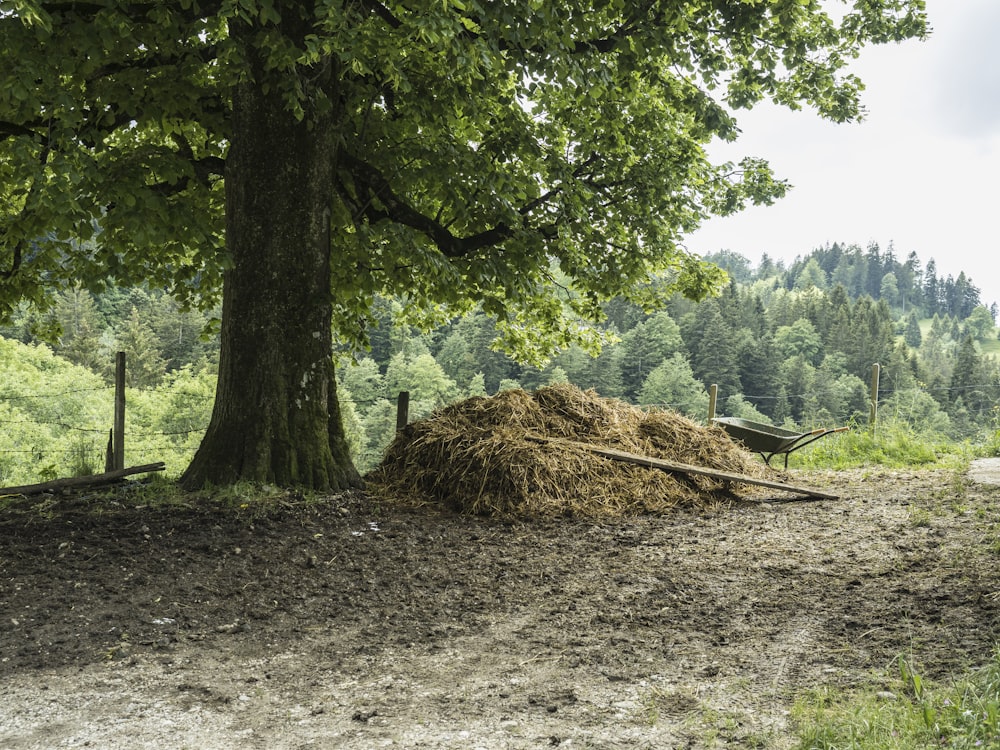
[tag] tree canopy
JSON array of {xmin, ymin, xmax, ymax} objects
[{"xmin": 0, "ymin": 0, "xmax": 927, "ymax": 489}]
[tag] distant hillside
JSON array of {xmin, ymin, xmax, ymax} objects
[{"xmin": 704, "ymin": 242, "xmax": 986, "ymax": 321}]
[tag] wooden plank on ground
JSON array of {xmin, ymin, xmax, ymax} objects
[
  {"xmin": 532, "ymin": 437, "xmax": 837, "ymax": 500},
  {"xmin": 0, "ymin": 463, "xmax": 166, "ymax": 498}
]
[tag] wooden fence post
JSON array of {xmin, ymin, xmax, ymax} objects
[
  {"xmin": 396, "ymin": 391, "xmax": 410, "ymax": 431},
  {"xmin": 869, "ymin": 362, "xmax": 880, "ymax": 436},
  {"xmin": 707, "ymin": 384, "xmax": 718, "ymax": 423},
  {"xmin": 113, "ymin": 351, "xmax": 126, "ymax": 470}
]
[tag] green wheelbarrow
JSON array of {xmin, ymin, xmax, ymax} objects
[{"xmin": 712, "ymin": 417, "xmax": 849, "ymax": 469}]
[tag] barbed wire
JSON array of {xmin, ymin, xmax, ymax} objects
[
  {"xmin": 0, "ymin": 417, "xmax": 107, "ymax": 433},
  {"xmin": 3, "ymin": 375, "xmax": 999, "ymax": 460},
  {"xmin": 0, "ymin": 386, "xmax": 112, "ymax": 402}
]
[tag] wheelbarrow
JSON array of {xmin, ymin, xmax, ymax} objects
[{"xmin": 712, "ymin": 417, "xmax": 849, "ymax": 469}]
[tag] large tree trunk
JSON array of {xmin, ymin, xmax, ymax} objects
[{"xmin": 181, "ymin": 45, "xmax": 361, "ymax": 491}]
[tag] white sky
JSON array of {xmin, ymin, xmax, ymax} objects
[{"xmin": 688, "ymin": 0, "xmax": 1000, "ymax": 311}]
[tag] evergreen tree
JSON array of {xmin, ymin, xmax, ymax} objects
[
  {"xmin": 466, "ymin": 372, "xmax": 487, "ymax": 398},
  {"xmin": 544, "ymin": 365, "xmax": 569, "ymax": 386},
  {"xmin": 949, "ymin": 334, "xmax": 985, "ymax": 418},
  {"xmin": 923, "ymin": 259, "xmax": 941, "ymax": 315},
  {"xmin": 51, "ymin": 286, "xmax": 106, "ymax": 372},
  {"xmin": 864, "ymin": 242, "xmax": 884, "ymax": 297},
  {"xmin": 903, "ymin": 312, "xmax": 922, "ymax": 348},
  {"xmin": 918, "ymin": 323, "xmax": 953, "ymax": 406},
  {"xmin": 900, "ymin": 251, "xmax": 923, "ymax": 310},
  {"xmin": 116, "ymin": 307, "xmax": 167, "ymax": 388},
  {"xmin": 771, "ymin": 385, "xmax": 791, "ymax": 425},
  {"xmin": 793, "ymin": 258, "xmax": 828, "ymax": 291},
  {"xmin": 883, "ymin": 341, "xmax": 920, "ymax": 393},
  {"xmin": 779, "ymin": 355, "xmax": 816, "ymax": 423},
  {"xmin": 618, "ymin": 311, "xmax": 683, "ymax": 400},
  {"xmin": 842, "ymin": 297, "xmax": 895, "ymax": 377},
  {"xmin": 601, "ymin": 297, "xmax": 646, "ymax": 334},
  {"xmin": 683, "ymin": 300, "xmax": 742, "ymax": 397},
  {"xmin": 738, "ymin": 335, "xmax": 783, "ymax": 418},
  {"xmin": 756, "ymin": 253, "xmax": 777, "ymax": 280},
  {"xmin": 553, "ymin": 343, "xmax": 624, "ymax": 397},
  {"xmin": 148, "ymin": 292, "xmax": 218, "ymax": 371},
  {"xmin": 433, "ymin": 312, "xmax": 518, "ymax": 395},
  {"xmin": 953, "ymin": 272, "xmax": 981, "ymax": 319},
  {"xmin": 384, "ymin": 352, "xmax": 460, "ymax": 413},
  {"xmin": 702, "ymin": 251, "xmax": 754, "ymax": 284}
]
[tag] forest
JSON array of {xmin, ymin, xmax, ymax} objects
[{"xmin": 1, "ymin": 240, "xmax": 997, "ymax": 484}]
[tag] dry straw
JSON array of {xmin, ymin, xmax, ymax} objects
[{"xmin": 367, "ymin": 383, "xmax": 772, "ymax": 519}]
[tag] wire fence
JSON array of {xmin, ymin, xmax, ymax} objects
[
  {"xmin": 4, "ymin": 381, "xmax": 999, "ymax": 450},
  {"xmin": 3, "ymin": 363, "xmax": 998, "ymax": 487}
]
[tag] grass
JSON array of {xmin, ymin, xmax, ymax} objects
[
  {"xmin": 791, "ymin": 651, "xmax": 1000, "ymax": 749},
  {"xmin": 789, "ymin": 420, "xmax": 974, "ymax": 471}
]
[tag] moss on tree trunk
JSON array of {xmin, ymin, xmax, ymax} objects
[{"xmin": 182, "ymin": 55, "xmax": 361, "ymax": 491}]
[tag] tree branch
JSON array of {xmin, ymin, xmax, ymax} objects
[
  {"xmin": 337, "ymin": 148, "xmax": 611, "ymax": 257},
  {"xmin": 0, "ymin": 121, "xmax": 43, "ymax": 140},
  {"xmin": 339, "ymin": 151, "xmax": 509, "ymax": 256},
  {"xmin": 2, "ymin": 243, "xmax": 23, "ymax": 280},
  {"xmin": 358, "ymin": 0, "xmax": 402, "ymax": 30},
  {"xmin": 39, "ymin": 1, "xmax": 223, "ymax": 24}
]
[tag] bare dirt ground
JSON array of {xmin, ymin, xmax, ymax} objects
[{"xmin": 3, "ymin": 465, "xmax": 1000, "ymax": 749}]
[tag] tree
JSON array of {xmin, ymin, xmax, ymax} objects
[
  {"xmin": 465, "ymin": 372, "xmax": 487, "ymax": 398},
  {"xmin": 116, "ymin": 307, "xmax": 167, "ymax": 387},
  {"xmin": 903, "ymin": 311, "xmax": 922, "ymax": 348},
  {"xmin": 793, "ymin": 258, "xmax": 828, "ymax": 292},
  {"xmin": 923, "ymin": 259, "xmax": 941, "ymax": 315},
  {"xmin": 779, "ymin": 355, "xmax": 816, "ymax": 423},
  {"xmin": 337, "ymin": 357, "xmax": 385, "ymax": 414},
  {"xmin": 737, "ymin": 334, "xmax": 783, "ymax": 418},
  {"xmin": 683, "ymin": 300, "xmax": 742, "ymax": 396},
  {"xmin": 702, "ymin": 250, "xmax": 753, "ymax": 284},
  {"xmin": 618, "ymin": 311, "xmax": 683, "ymax": 399},
  {"xmin": 773, "ymin": 319, "xmax": 824, "ymax": 366},
  {"xmin": 637, "ymin": 353, "xmax": 708, "ymax": 419},
  {"xmin": 552, "ymin": 342, "xmax": 623, "ymax": 397},
  {"xmin": 384, "ymin": 352, "xmax": 459, "ymax": 414},
  {"xmin": 963, "ymin": 306, "xmax": 995, "ymax": 342},
  {"xmin": 949, "ymin": 334, "xmax": 985, "ymax": 418},
  {"xmin": 0, "ymin": 1, "xmax": 926, "ymax": 490},
  {"xmin": 147, "ymin": 292, "xmax": 217, "ymax": 372},
  {"xmin": 50, "ymin": 285, "xmax": 106, "ymax": 371},
  {"xmin": 879, "ymin": 271, "xmax": 899, "ymax": 309},
  {"xmin": 434, "ymin": 312, "xmax": 518, "ymax": 395}
]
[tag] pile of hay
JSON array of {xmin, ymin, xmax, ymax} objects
[{"xmin": 367, "ymin": 383, "xmax": 774, "ymax": 518}]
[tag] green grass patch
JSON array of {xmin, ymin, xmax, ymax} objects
[
  {"xmin": 980, "ymin": 337, "xmax": 1000, "ymax": 356},
  {"xmin": 792, "ymin": 651, "xmax": 1000, "ymax": 749},
  {"xmin": 790, "ymin": 420, "xmax": 971, "ymax": 471}
]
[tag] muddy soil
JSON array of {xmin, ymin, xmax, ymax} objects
[{"xmin": 2, "ymin": 467, "xmax": 1000, "ymax": 749}]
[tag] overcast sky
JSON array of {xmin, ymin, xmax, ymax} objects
[{"xmin": 689, "ymin": 0, "xmax": 1000, "ymax": 310}]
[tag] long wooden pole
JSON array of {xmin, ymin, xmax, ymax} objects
[
  {"xmin": 529, "ymin": 437, "xmax": 838, "ymax": 500},
  {"xmin": 0, "ymin": 463, "xmax": 166, "ymax": 498}
]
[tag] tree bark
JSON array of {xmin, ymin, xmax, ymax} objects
[{"xmin": 181, "ymin": 31, "xmax": 361, "ymax": 491}]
